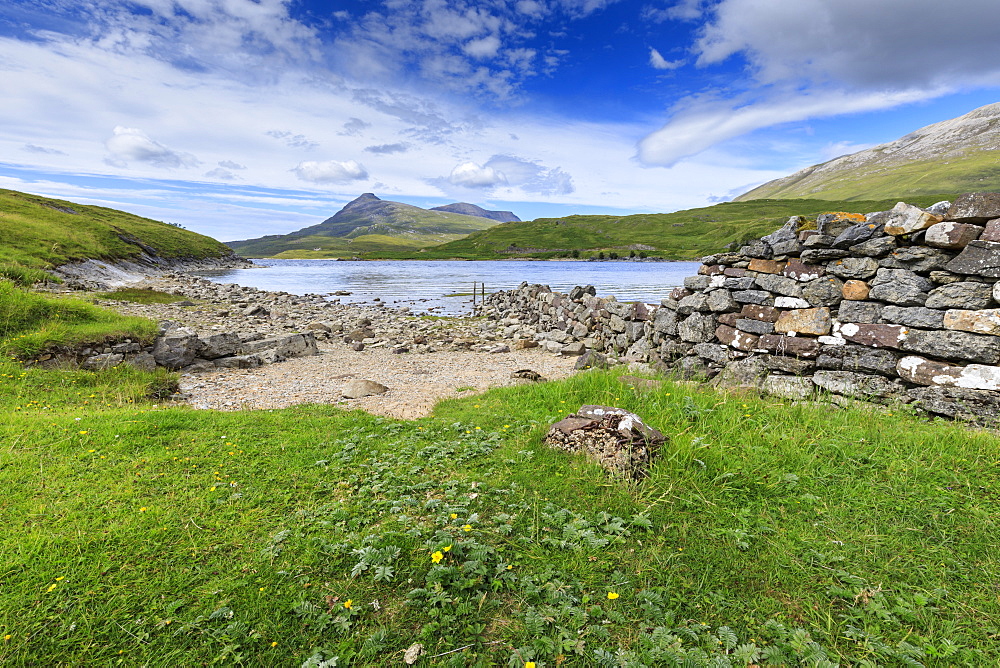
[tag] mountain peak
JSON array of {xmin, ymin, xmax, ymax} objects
[{"xmin": 430, "ymin": 202, "xmax": 520, "ymax": 222}]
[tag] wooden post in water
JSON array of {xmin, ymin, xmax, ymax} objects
[{"xmin": 472, "ymin": 282, "xmax": 477, "ymax": 307}]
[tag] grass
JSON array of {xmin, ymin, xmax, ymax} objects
[
  {"xmin": 0, "ymin": 298, "xmax": 997, "ymax": 666},
  {"xmin": 0, "ymin": 189, "xmax": 234, "ymax": 284},
  {"xmin": 369, "ymin": 196, "xmax": 955, "ymax": 261},
  {"xmin": 0, "ymin": 280, "xmax": 158, "ymax": 358},
  {"xmin": 94, "ymin": 288, "xmax": 190, "ymax": 305}
]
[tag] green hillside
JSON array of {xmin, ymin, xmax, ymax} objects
[
  {"xmin": 398, "ymin": 196, "xmax": 951, "ymax": 260},
  {"xmin": 0, "ymin": 189, "xmax": 235, "ymax": 284},
  {"xmin": 227, "ymin": 193, "xmax": 501, "ymax": 258}
]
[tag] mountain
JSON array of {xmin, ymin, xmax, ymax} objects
[
  {"xmin": 736, "ymin": 102, "xmax": 1000, "ymax": 202},
  {"xmin": 429, "ymin": 202, "xmax": 520, "ymax": 222},
  {"xmin": 226, "ymin": 193, "xmax": 504, "ymax": 257}
]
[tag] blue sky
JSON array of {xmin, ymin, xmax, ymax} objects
[{"xmin": 2, "ymin": 0, "xmax": 1000, "ymax": 242}]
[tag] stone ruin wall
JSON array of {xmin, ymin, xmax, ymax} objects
[{"xmin": 478, "ymin": 193, "xmax": 1000, "ymax": 425}]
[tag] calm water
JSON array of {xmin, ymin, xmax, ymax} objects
[{"xmin": 194, "ymin": 259, "xmax": 700, "ymax": 315}]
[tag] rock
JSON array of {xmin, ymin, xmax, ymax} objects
[
  {"xmin": 868, "ymin": 268, "xmax": 933, "ymax": 306},
  {"xmin": 924, "ymin": 282, "xmax": 994, "ymax": 309},
  {"xmin": 801, "ymin": 248, "xmax": 851, "ymax": 263},
  {"xmin": 981, "ymin": 218, "xmax": 1000, "ymax": 242},
  {"xmin": 884, "ymin": 201, "xmax": 944, "ymax": 236},
  {"xmin": 899, "ymin": 329, "xmax": 1000, "ymax": 365},
  {"xmin": 838, "ymin": 323, "xmax": 907, "ymax": 349},
  {"xmin": 946, "ymin": 192, "xmax": 1000, "ymax": 223},
  {"xmin": 575, "ymin": 350, "xmax": 611, "ymax": 370},
  {"xmin": 739, "ymin": 304, "xmax": 781, "ymax": 322},
  {"xmin": 756, "ymin": 333, "xmax": 820, "ymax": 358},
  {"xmin": 925, "ymin": 222, "xmax": 983, "ymax": 249},
  {"xmin": 842, "ymin": 280, "xmax": 870, "ymax": 301},
  {"xmin": 152, "ymin": 326, "xmax": 199, "ymax": 369},
  {"xmin": 739, "ymin": 240, "xmax": 773, "ymax": 259},
  {"xmin": 827, "ymin": 256, "xmax": 879, "ymax": 280},
  {"xmin": 342, "ymin": 379, "xmax": 388, "ymax": 398},
  {"xmin": 775, "ymin": 307, "xmax": 832, "ymax": 336},
  {"xmin": 513, "ymin": 339, "xmax": 539, "ymax": 350},
  {"xmin": 748, "ymin": 259, "xmax": 786, "ymax": 274},
  {"xmin": 511, "ymin": 369, "xmax": 546, "ymax": 381},
  {"xmin": 544, "ymin": 405, "xmax": 665, "ymax": 480},
  {"xmin": 214, "ymin": 354, "xmax": 263, "ymax": 369},
  {"xmin": 812, "ymin": 370, "xmax": 906, "ymax": 398},
  {"xmin": 489, "ymin": 344, "xmax": 510, "ymax": 354},
  {"xmin": 838, "ymin": 300, "xmax": 883, "ymax": 323},
  {"xmin": 832, "ymin": 222, "xmax": 883, "ymax": 249},
  {"xmin": 706, "ymin": 289, "xmax": 738, "ymax": 312},
  {"xmin": 124, "ymin": 352, "xmax": 157, "ymax": 372},
  {"xmin": 715, "ymin": 324, "xmax": 759, "ymax": 351},
  {"xmin": 762, "ymin": 375, "xmax": 815, "ymax": 400},
  {"xmin": 943, "ymin": 309, "xmax": 1000, "ymax": 336},
  {"xmin": 691, "ymin": 342, "xmax": 731, "ymax": 364},
  {"xmin": 684, "ymin": 275, "xmax": 711, "ymax": 290},
  {"xmin": 351, "ymin": 342, "xmax": 365, "ymax": 351},
  {"xmin": 196, "ymin": 332, "xmax": 241, "ymax": 360},
  {"xmin": 732, "ymin": 290, "xmax": 774, "ymax": 305},
  {"xmin": 880, "ymin": 306, "xmax": 945, "ymax": 329},
  {"xmin": 81, "ymin": 353, "xmax": 124, "ymax": 371},
  {"xmin": 560, "ymin": 342, "xmax": 586, "ymax": 356},
  {"xmin": 803, "ymin": 233, "xmax": 836, "ymax": 248},
  {"xmin": 849, "ymin": 235, "xmax": 897, "ymax": 257},
  {"xmin": 817, "ymin": 211, "xmax": 866, "ymax": 237},
  {"xmin": 801, "ymin": 276, "xmax": 844, "ymax": 307},
  {"xmin": 774, "ymin": 296, "xmax": 811, "ymax": 309},
  {"xmin": 944, "ymin": 240, "xmax": 1000, "ymax": 277},
  {"xmin": 735, "ymin": 318, "xmax": 775, "ymax": 335},
  {"xmin": 712, "ymin": 356, "xmax": 768, "ymax": 389},
  {"xmin": 898, "ymin": 355, "xmax": 1000, "ymax": 390},
  {"xmin": 678, "ymin": 312, "xmax": 717, "ymax": 343},
  {"xmin": 782, "ymin": 259, "xmax": 825, "ymax": 281},
  {"xmin": 908, "ymin": 385, "xmax": 1000, "ymax": 423}
]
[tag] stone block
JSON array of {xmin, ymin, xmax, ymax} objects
[
  {"xmin": 706, "ymin": 289, "xmax": 738, "ymax": 312},
  {"xmin": 774, "ymin": 296, "xmax": 811, "ymax": 309},
  {"xmin": 748, "ymin": 258, "xmax": 786, "ymax": 274},
  {"xmin": 723, "ymin": 267, "xmax": 749, "ymax": 277},
  {"xmin": 943, "ymin": 309, "xmax": 1000, "ymax": 336},
  {"xmin": 838, "ymin": 300, "xmax": 883, "ymax": 323},
  {"xmin": 925, "ymin": 222, "xmax": 984, "ymax": 249},
  {"xmin": 803, "ymin": 233, "xmax": 836, "ymax": 248},
  {"xmin": 715, "ymin": 324, "xmax": 759, "ymax": 351},
  {"xmin": 868, "ymin": 268, "xmax": 933, "ymax": 306},
  {"xmin": 753, "ymin": 273, "xmax": 803, "ymax": 297},
  {"xmin": 801, "ymin": 248, "xmax": 851, "ymax": 263},
  {"xmin": 756, "ymin": 334, "xmax": 820, "ymax": 358},
  {"xmin": 908, "ymin": 385, "xmax": 1000, "ymax": 423},
  {"xmin": 881, "ymin": 306, "xmax": 945, "ymax": 329},
  {"xmin": 772, "ymin": 240, "xmax": 803, "ymax": 256},
  {"xmin": 782, "ymin": 259, "xmax": 826, "ymax": 281},
  {"xmin": 884, "ymin": 201, "xmax": 944, "ymax": 235},
  {"xmin": 775, "ymin": 307, "xmax": 832, "ymax": 336},
  {"xmin": 716, "ymin": 312, "xmax": 740, "ymax": 326},
  {"xmin": 900, "ymin": 329, "xmax": 1000, "ymax": 364},
  {"xmin": 735, "ymin": 318, "xmax": 775, "ymax": 335},
  {"xmin": 832, "ymin": 222, "xmax": 883, "ymax": 249},
  {"xmin": 898, "ymin": 355, "xmax": 1000, "ymax": 390},
  {"xmin": 692, "ymin": 342, "xmax": 731, "ymax": 364},
  {"xmin": 849, "ymin": 236, "xmax": 897, "ymax": 257},
  {"xmin": 739, "ymin": 240, "xmax": 774, "ymax": 259},
  {"xmin": 879, "ymin": 246, "xmax": 953, "ymax": 272},
  {"xmin": 669, "ymin": 286, "xmax": 691, "ymax": 301},
  {"xmin": 842, "ymin": 280, "xmax": 870, "ymax": 300},
  {"xmin": 724, "ymin": 276, "xmax": 757, "ymax": 290},
  {"xmin": 652, "ymin": 308, "xmax": 679, "ymax": 335},
  {"xmin": 761, "ymin": 375, "xmax": 815, "ymax": 400},
  {"xmin": 812, "ymin": 370, "xmax": 906, "ymax": 398},
  {"xmin": 678, "ymin": 312, "xmax": 717, "ymax": 343},
  {"xmin": 802, "ymin": 276, "xmax": 844, "ymax": 307},
  {"xmin": 944, "ymin": 240, "xmax": 1000, "ymax": 277},
  {"xmin": 838, "ymin": 323, "xmax": 907, "ymax": 349},
  {"xmin": 827, "ymin": 256, "xmax": 879, "ymax": 280},
  {"xmin": 739, "ymin": 304, "xmax": 781, "ymax": 322},
  {"xmin": 733, "ymin": 290, "xmax": 774, "ymax": 305},
  {"xmin": 817, "ymin": 211, "xmax": 867, "ymax": 236},
  {"xmin": 981, "ymin": 218, "xmax": 1000, "ymax": 243},
  {"xmin": 946, "ymin": 192, "xmax": 1000, "ymax": 223},
  {"xmin": 763, "ymin": 355, "xmax": 815, "ymax": 374},
  {"xmin": 684, "ymin": 275, "xmax": 711, "ymax": 291},
  {"xmin": 924, "ymin": 282, "xmax": 994, "ymax": 309},
  {"xmin": 698, "ymin": 264, "xmax": 725, "ymax": 276}
]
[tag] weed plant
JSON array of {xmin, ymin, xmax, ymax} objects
[{"xmin": 0, "ymin": 339, "xmax": 996, "ymax": 666}]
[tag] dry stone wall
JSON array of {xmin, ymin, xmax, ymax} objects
[{"xmin": 478, "ymin": 193, "xmax": 1000, "ymax": 425}]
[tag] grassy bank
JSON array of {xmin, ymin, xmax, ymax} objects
[
  {"xmin": 1, "ymin": 288, "xmax": 997, "ymax": 665},
  {"xmin": 0, "ymin": 189, "xmax": 235, "ymax": 285}
]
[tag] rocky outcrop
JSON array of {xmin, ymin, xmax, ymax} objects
[
  {"xmin": 544, "ymin": 405, "xmax": 665, "ymax": 480},
  {"xmin": 51, "ymin": 252, "xmax": 252, "ymax": 291},
  {"xmin": 480, "ymin": 195, "xmax": 1000, "ymax": 426}
]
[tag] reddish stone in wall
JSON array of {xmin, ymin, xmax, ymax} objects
[
  {"xmin": 838, "ymin": 323, "xmax": 908, "ymax": 349},
  {"xmin": 715, "ymin": 324, "xmax": 759, "ymax": 351},
  {"xmin": 739, "ymin": 304, "xmax": 781, "ymax": 322},
  {"xmin": 756, "ymin": 334, "xmax": 820, "ymax": 358},
  {"xmin": 748, "ymin": 259, "xmax": 786, "ymax": 274},
  {"xmin": 783, "ymin": 259, "xmax": 826, "ymax": 281}
]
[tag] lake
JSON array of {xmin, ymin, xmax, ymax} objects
[{"xmin": 194, "ymin": 259, "xmax": 701, "ymax": 315}]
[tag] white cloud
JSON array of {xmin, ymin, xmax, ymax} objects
[
  {"xmin": 464, "ymin": 35, "xmax": 502, "ymax": 59},
  {"xmin": 204, "ymin": 167, "xmax": 238, "ymax": 180},
  {"xmin": 104, "ymin": 126, "xmax": 199, "ymax": 168},
  {"xmin": 448, "ymin": 162, "xmax": 508, "ymax": 188},
  {"xmin": 23, "ymin": 144, "xmax": 66, "ymax": 155},
  {"xmin": 484, "ymin": 155, "xmax": 574, "ymax": 195},
  {"xmin": 293, "ymin": 160, "xmax": 369, "ymax": 184},
  {"xmin": 339, "ymin": 118, "xmax": 371, "ymax": 136},
  {"xmin": 649, "ymin": 48, "xmax": 683, "ymax": 70},
  {"xmin": 639, "ymin": 0, "xmax": 1000, "ymax": 166},
  {"xmin": 218, "ymin": 160, "xmax": 246, "ymax": 170},
  {"xmin": 266, "ymin": 130, "xmax": 319, "ymax": 150},
  {"xmin": 364, "ymin": 143, "xmax": 409, "ymax": 155}
]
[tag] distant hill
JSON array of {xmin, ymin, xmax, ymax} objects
[
  {"xmin": 429, "ymin": 202, "xmax": 520, "ymax": 222},
  {"xmin": 227, "ymin": 193, "xmax": 503, "ymax": 258},
  {"xmin": 407, "ymin": 196, "xmax": 953, "ymax": 260},
  {"xmin": 0, "ymin": 189, "xmax": 236, "ymax": 284},
  {"xmin": 736, "ymin": 102, "xmax": 1000, "ymax": 201}
]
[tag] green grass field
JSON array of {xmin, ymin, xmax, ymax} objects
[{"xmin": 1, "ymin": 283, "xmax": 997, "ymax": 666}]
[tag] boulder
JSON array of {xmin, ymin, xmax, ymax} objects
[
  {"xmin": 897, "ymin": 355, "xmax": 1000, "ymax": 390},
  {"xmin": 883, "ymin": 202, "xmax": 943, "ymax": 236},
  {"xmin": 152, "ymin": 326, "xmax": 199, "ymax": 369},
  {"xmin": 946, "ymin": 192, "xmax": 1000, "ymax": 223},
  {"xmin": 925, "ymin": 222, "xmax": 983, "ymax": 249},
  {"xmin": 944, "ymin": 240, "xmax": 1000, "ymax": 277},
  {"xmin": 838, "ymin": 300, "xmax": 883, "ymax": 323},
  {"xmin": 899, "ymin": 329, "xmax": 1000, "ymax": 365},
  {"xmin": 879, "ymin": 247, "xmax": 953, "ymax": 272},
  {"xmin": 801, "ymin": 276, "xmax": 844, "ymax": 307},
  {"xmin": 943, "ymin": 309, "xmax": 1000, "ymax": 336},
  {"xmin": 868, "ymin": 268, "xmax": 933, "ymax": 306},
  {"xmin": 775, "ymin": 307, "xmax": 832, "ymax": 336},
  {"xmin": 678, "ymin": 312, "xmax": 717, "ymax": 343},
  {"xmin": 811, "ymin": 370, "xmax": 906, "ymax": 399},
  {"xmin": 880, "ymin": 306, "xmax": 945, "ymax": 329},
  {"xmin": 342, "ymin": 379, "xmax": 389, "ymax": 398},
  {"xmin": 842, "ymin": 280, "xmax": 870, "ymax": 301},
  {"xmin": 924, "ymin": 282, "xmax": 994, "ymax": 309},
  {"xmin": 81, "ymin": 353, "xmax": 124, "ymax": 371},
  {"xmin": 196, "ymin": 332, "xmax": 241, "ymax": 360},
  {"xmin": 832, "ymin": 222, "xmax": 883, "ymax": 249},
  {"xmin": 849, "ymin": 235, "xmax": 897, "ymax": 257},
  {"xmin": 908, "ymin": 385, "xmax": 1000, "ymax": 423}
]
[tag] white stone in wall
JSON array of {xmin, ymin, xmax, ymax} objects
[{"xmin": 774, "ymin": 296, "xmax": 810, "ymax": 308}]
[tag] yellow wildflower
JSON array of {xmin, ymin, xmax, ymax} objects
[
  {"xmin": 443, "ymin": 545, "xmax": 452, "ymax": 552},
  {"xmin": 343, "ymin": 599, "xmax": 353, "ymax": 610},
  {"xmin": 462, "ymin": 524, "xmax": 472, "ymax": 532},
  {"xmin": 431, "ymin": 551, "xmax": 444, "ymax": 563},
  {"xmin": 607, "ymin": 592, "xmax": 619, "ymax": 600}
]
